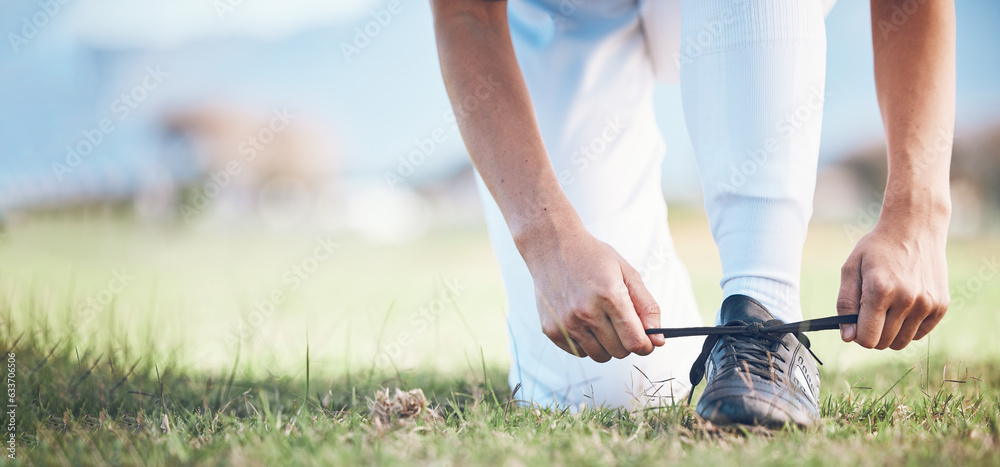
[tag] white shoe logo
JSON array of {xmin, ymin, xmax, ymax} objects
[{"xmin": 792, "ymin": 364, "xmax": 817, "ymax": 406}]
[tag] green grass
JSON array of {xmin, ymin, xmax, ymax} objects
[{"xmin": 1, "ymin": 211, "xmax": 999, "ymax": 465}]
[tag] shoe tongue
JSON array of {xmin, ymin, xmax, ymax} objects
[{"xmin": 720, "ymin": 295, "xmax": 776, "ymax": 325}]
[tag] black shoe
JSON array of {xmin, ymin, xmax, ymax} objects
[{"xmin": 692, "ymin": 295, "xmax": 822, "ymax": 427}]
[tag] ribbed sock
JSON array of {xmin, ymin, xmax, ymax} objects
[{"xmin": 679, "ymin": 0, "xmax": 827, "ymax": 324}]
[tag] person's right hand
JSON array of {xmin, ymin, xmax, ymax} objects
[
  {"xmin": 433, "ymin": 0, "xmax": 663, "ymax": 362},
  {"xmin": 519, "ymin": 224, "xmax": 665, "ymax": 362}
]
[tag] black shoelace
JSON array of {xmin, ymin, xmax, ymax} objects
[{"xmin": 646, "ymin": 315, "xmax": 859, "ymax": 404}]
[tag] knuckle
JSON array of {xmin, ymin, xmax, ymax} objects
[
  {"xmin": 868, "ymin": 275, "xmax": 892, "ymax": 296},
  {"xmin": 595, "ymin": 295, "xmax": 619, "ymax": 314},
  {"xmin": 566, "ymin": 300, "xmax": 593, "ymax": 319},
  {"xmin": 623, "ymin": 338, "xmax": 647, "ymax": 354},
  {"xmin": 641, "ymin": 303, "xmax": 661, "ymax": 317},
  {"xmin": 897, "ymin": 290, "xmax": 918, "ymax": 307},
  {"xmin": 927, "ymin": 313, "xmax": 945, "ymax": 327},
  {"xmin": 596, "ymin": 282, "xmax": 628, "ymax": 304},
  {"xmin": 836, "ymin": 297, "xmax": 858, "ymax": 313},
  {"xmin": 564, "ymin": 317, "xmax": 586, "ymax": 333},
  {"xmin": 558, "ymin": 319, "xmax": 587, "ymax": 339},
  {"xmin": 573, "ymin": 306, "xmax": 600, "ymax": 324},
  {"xmin": 911, "ymin": 293, "xmax": 931, "ymax": 310},
  {"xmin": 859, "ymin": 295, "xmax": 880, "ymax": 310}
]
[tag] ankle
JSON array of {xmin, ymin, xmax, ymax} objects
[{"xmin": 719, "ymin": 277, "xmax": 802, "ymax": 324}]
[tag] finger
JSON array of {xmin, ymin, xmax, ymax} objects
[
  {"xmin": 889, "ymin": 315, "xmax": 926, "ymax": 350},
  {"xmin": 548, "ymin": 331, "xmax": 587, "ymax": 358},
  {"xmin": 836, "ymin": 257, "xmax": 863, "ymax": 342},
  {"xmin": 877, "ymin": 293, "xmax": 921, "ymax": 349},
  {"xmin": 567, "ymin": 338, "xmax": 588, "ymax": 359},
  {"xmin": 606, "ymin": 311, "xmax": 652, "ymax": 357},
  {"xmin": 622, "ymin": 263, "xmax": 664, "ymax": 347},
  {"xmin": 576, "ymin": 330, "xmax": 612, "ymax": 363},
  {"xmin": 856, "ymin": 274, "xmax": 893, "ymax": 349},
  {"xmin": 875, "ymin": 307, "xmax": 907, "ymax": 350},
  {"xmin": 592, "ymin": 314, "xmax": 630, "ymax": 359},
  {"xmin": 536, "ymin": 292, "xmax": 588, "ymax": 358},
  {"xmin": 913, "ymin": 307, "xmax": 946, "ymax": 341}
]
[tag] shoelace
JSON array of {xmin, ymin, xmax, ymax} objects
[{"xmin": 646, "ymin": 315, "xmax": 859, "ymax": 404}]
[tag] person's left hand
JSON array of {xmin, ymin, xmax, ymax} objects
[{"xmin": 836, "ymin": 217, "xmax": 950, "ymax": 350}]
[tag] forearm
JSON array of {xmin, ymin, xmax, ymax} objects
[
  {"xmin": 431, "ymin": 1, "xmax": 583, "ymax": 256},
  {"xmin": 871, "ymin": 0, "xmax": 955, "ymax": 230}
]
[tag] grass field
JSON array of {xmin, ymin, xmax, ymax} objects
[{"xmin": 1, "ymin": 208, "xmax": 998, "ymax": 465}]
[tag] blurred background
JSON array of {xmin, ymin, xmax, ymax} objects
[{"xmin": 1, "ymin": 1, "xmax": 998, "ymax": 378}]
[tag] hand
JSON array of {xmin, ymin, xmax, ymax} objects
[
  {"xmin": 519, "ymin": 224, "xmax": 664, "ymax": 362},
  {"xmin": 836, "ymin": 217, "xmax": 949, "ymax": 350}
]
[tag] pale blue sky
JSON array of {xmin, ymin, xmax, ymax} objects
[{"xmin": 1, "ymin": 0, "xmax": 998, "ymax": 204}]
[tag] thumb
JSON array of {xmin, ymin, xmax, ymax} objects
[
  {"xmin": 622, "ymin": 264, "xmax": 664, "ymax": 347},
  {"xmin": 836, "ymin": 257, "xmax": 862, "ymax": 342}
]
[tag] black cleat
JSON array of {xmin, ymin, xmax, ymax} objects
[{"xmin": 692, "ymin": 295, "xmax": 822, "ymax": 427}]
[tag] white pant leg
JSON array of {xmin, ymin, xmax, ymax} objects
[
  {"xmin": 474, "ymin": 0, "xmax": 703, "ymax": 410},
  {"xmin": 678, "ymin": 0, "xmax": 828, "ymax": 324}
]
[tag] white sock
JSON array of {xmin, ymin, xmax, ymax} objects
[{"xmin": 678, "ymin": 0, "xmax": 828, "ymax": 324}]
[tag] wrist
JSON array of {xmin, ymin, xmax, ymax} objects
[
  {"xmin": 879, "ymin": 183, "xmax": 952, "ymax": 235},
  {"xmin": 511, "ymin": 201, "xmax": 585, "ymax": 263}
]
